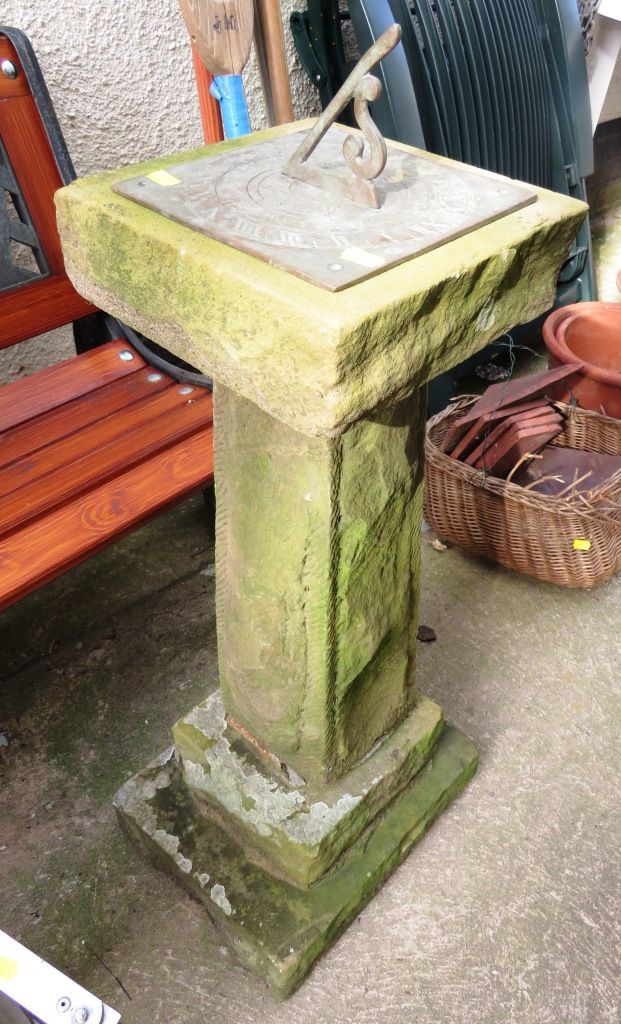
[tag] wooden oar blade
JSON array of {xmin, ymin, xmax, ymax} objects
[{"xmin": 178, "ymin": 0, "xmax": 254, "ymax": 76}]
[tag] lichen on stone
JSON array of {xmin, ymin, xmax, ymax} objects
[
  {"xmin": 153, "ymin": 828, "xmax": 192, "ymax": 874},
  {"xmin": 210, "ymin": 884, "xmax": 233, "ymax": 916}
]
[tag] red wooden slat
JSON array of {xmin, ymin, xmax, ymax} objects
[
  {"xmin": 0, "ymin": 71, "xmax": 65, "ymax": 272},
  {"xmin": 0, "ymin": 273, "xmax": 96, "ymax": 351},
  {"xmin": 0, "ymin": 389, "xmax": 213, "ymax": 537},
  {"xmin": 0, "ymin": 40, "xmax": 31, "ymax": 99},
  {"xmin": 0, "ymin": 37, "xmax": 218, "ymax": 614},
  {"xmin": 0, "ymin": 340, "xmax": 146, "ymax": 432},
  {"xmin": 0, "ymin": 92, "xmax": 65, "ymax": 272},
  {"xmin": 0, "ymin": 36, "xmax": 217, "ymax": 612},
  {"xmin": 1, "ymin": 380, "xmax": 207, "ymax": 499},
  {"xmin": 0, "ymin": 426, "xmax": 215, "ymax": 611},
  {"xmin": 0, "ymin": 37, "xmax": 96, "ymax": 349},
  {"xmin": 0, "ymin": 367, "xmax": 173, "ymax": 470}
]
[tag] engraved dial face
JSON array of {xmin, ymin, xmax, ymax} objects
[
  {"xmin": 180, "ymin": 146, "xmax": 475, "ymax": 252},
  {"xmin": 113, "ymin": 127, "xmax": 535, "ymax": 291}
]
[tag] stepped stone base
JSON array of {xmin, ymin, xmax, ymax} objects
[
  {"xmin": 173, "ymin": 690, "xmax": 444, "ymax": 888},
  {"xmin": 114, "ymin": 720, "xmax": 477, "ymax": 998}
]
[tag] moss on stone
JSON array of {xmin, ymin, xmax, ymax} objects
[
  {"xmin": 115, "ymin": 722, "xmax": 478, "ymax": 998},
  {"xmin": 214, "ymin": 385, "xmax": 425, "ymax": 783},
  {"xmin": 173, "ymin": 690, "xmax": 444, "ymax": 887},
  {"xmin": 55, "ymin": 121, "xmax": 588, "ymax": 437}
]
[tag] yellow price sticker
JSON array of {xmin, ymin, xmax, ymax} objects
[
  {"xmin": 573, "ymin": 539, "xmax": 592, "ymax": 552},
  {"xmin": 146, "ymin": 170, "xmax": 180, "ymax": 187},
  {"xmin": 0, "ymin": 955, "xmax": 18, "ymax": 980},
  {"xmin": 340, "ymin": 247, "xmax": 385, "ymax": 269}
]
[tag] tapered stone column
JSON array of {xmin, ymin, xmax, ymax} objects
[
  {"xmin": 214, "ymin": 384, "xmax": 426, "ymax": 782},
  {"xmin": 55, "ymin": 121, "xmax": 587, "ymax": 996}
]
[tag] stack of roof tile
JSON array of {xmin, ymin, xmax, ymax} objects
[{"xmin": 442, "ymin": 365, "xmax": 583, "ymax": 477}]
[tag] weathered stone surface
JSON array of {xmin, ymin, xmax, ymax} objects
[
  {"xmin": 214, "ymin": 384, "xmax": 426, "ymax": 783},
  {"xmin": 114, "ymin": 723, "xmax": 478, "ymax": 998},
  {"xmin": 55, "ymin": 121, "xmax": 588, "ymax": 437},
  {"xmin": 63, "ymin": 120, "xmax": 570, "ymax": 994},
  {"xmin": 173, "ymin": 690, "xmax": 443, "ymax": 888}
]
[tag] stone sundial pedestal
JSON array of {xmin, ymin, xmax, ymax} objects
[{"xmin": 55, "ymin": 32, "xmax": 586, "ymax": 996}]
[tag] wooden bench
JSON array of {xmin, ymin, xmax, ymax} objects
[{"xmin": 0, "ymin": 27, "xmax": 215, "ymax": 611}]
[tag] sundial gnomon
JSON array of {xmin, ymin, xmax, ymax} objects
[{"xmin": 113, "ymin": 27, "xmax": 536, "ymax": 291}]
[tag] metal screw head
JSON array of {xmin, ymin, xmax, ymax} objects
[
  {"xmin": 178, "ymin": 385, "xmax": 194, "ymax": 395},
  {"xmin": 72, "ymin": 1009, "xmax": 89, "ymax": 1024},
  {"xmin": 1, "ymin": 59, "xmax": 18, "ymax": 79},
  {"xmin": 119, "ymin": 349, "xmax": 135, "ymax": 362},
  {"xmin": 147, "ymin": 372, "xmax": 163, "ymax": 382},
  {"xmin": 56, "ymin": 997, "xmax": 72, "ymax": 1013}
]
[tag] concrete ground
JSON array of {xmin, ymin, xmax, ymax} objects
[
  {"xmin": 2, "ymin": 137, "xmax": 621, "ymax": 1024},
  {"xmin": 1, "ymin": 478, "xmax": 620, "ymax": 1023}
]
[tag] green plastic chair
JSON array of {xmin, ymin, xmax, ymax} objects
[{"xmin": 292, "ymin": 0, "xmax": 595, "ymax": 410}]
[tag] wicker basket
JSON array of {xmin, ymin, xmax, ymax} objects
[{"xmin": 424, "ymin": 397, "xmax": 621, "ymax": 587}]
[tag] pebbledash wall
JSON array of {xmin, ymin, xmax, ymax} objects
[
  {"xmin": 0, "ymin": 0, "xmax": 319, "ymax": 382},
  {"xmin": 0, "ymin": 1, "xmax": 619, "ymax": 382}
]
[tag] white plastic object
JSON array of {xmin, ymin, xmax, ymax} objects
[{"xmin": 0, "ymin": 931, "xmax": 120, "ymax": 1024}]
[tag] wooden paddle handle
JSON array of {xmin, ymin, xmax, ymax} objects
[
  {"xmin": 255, "ymin": 0, "xmax": 294, "ymax": 124},
  {"xmin": 191, "ymin": 44, "xmax": 224, "ymax": 144}
]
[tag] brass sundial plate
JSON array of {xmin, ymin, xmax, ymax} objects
[{"xmin": 113, "ymin": 126, "xmax": 537, "ymax": 292}]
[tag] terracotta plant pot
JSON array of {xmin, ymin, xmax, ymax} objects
[{"xmin": 543, "ymin": 302, "xmax": 621, "ymax": 418}]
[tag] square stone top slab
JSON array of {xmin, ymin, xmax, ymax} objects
[{"xmin": 56, "ymin": 121, "xmax": 587, "ymax": 437}]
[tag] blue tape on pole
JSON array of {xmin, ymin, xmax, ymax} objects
[{"xmin": 209, "ymin": 75, "xmax": 251, "ymax": 139}]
